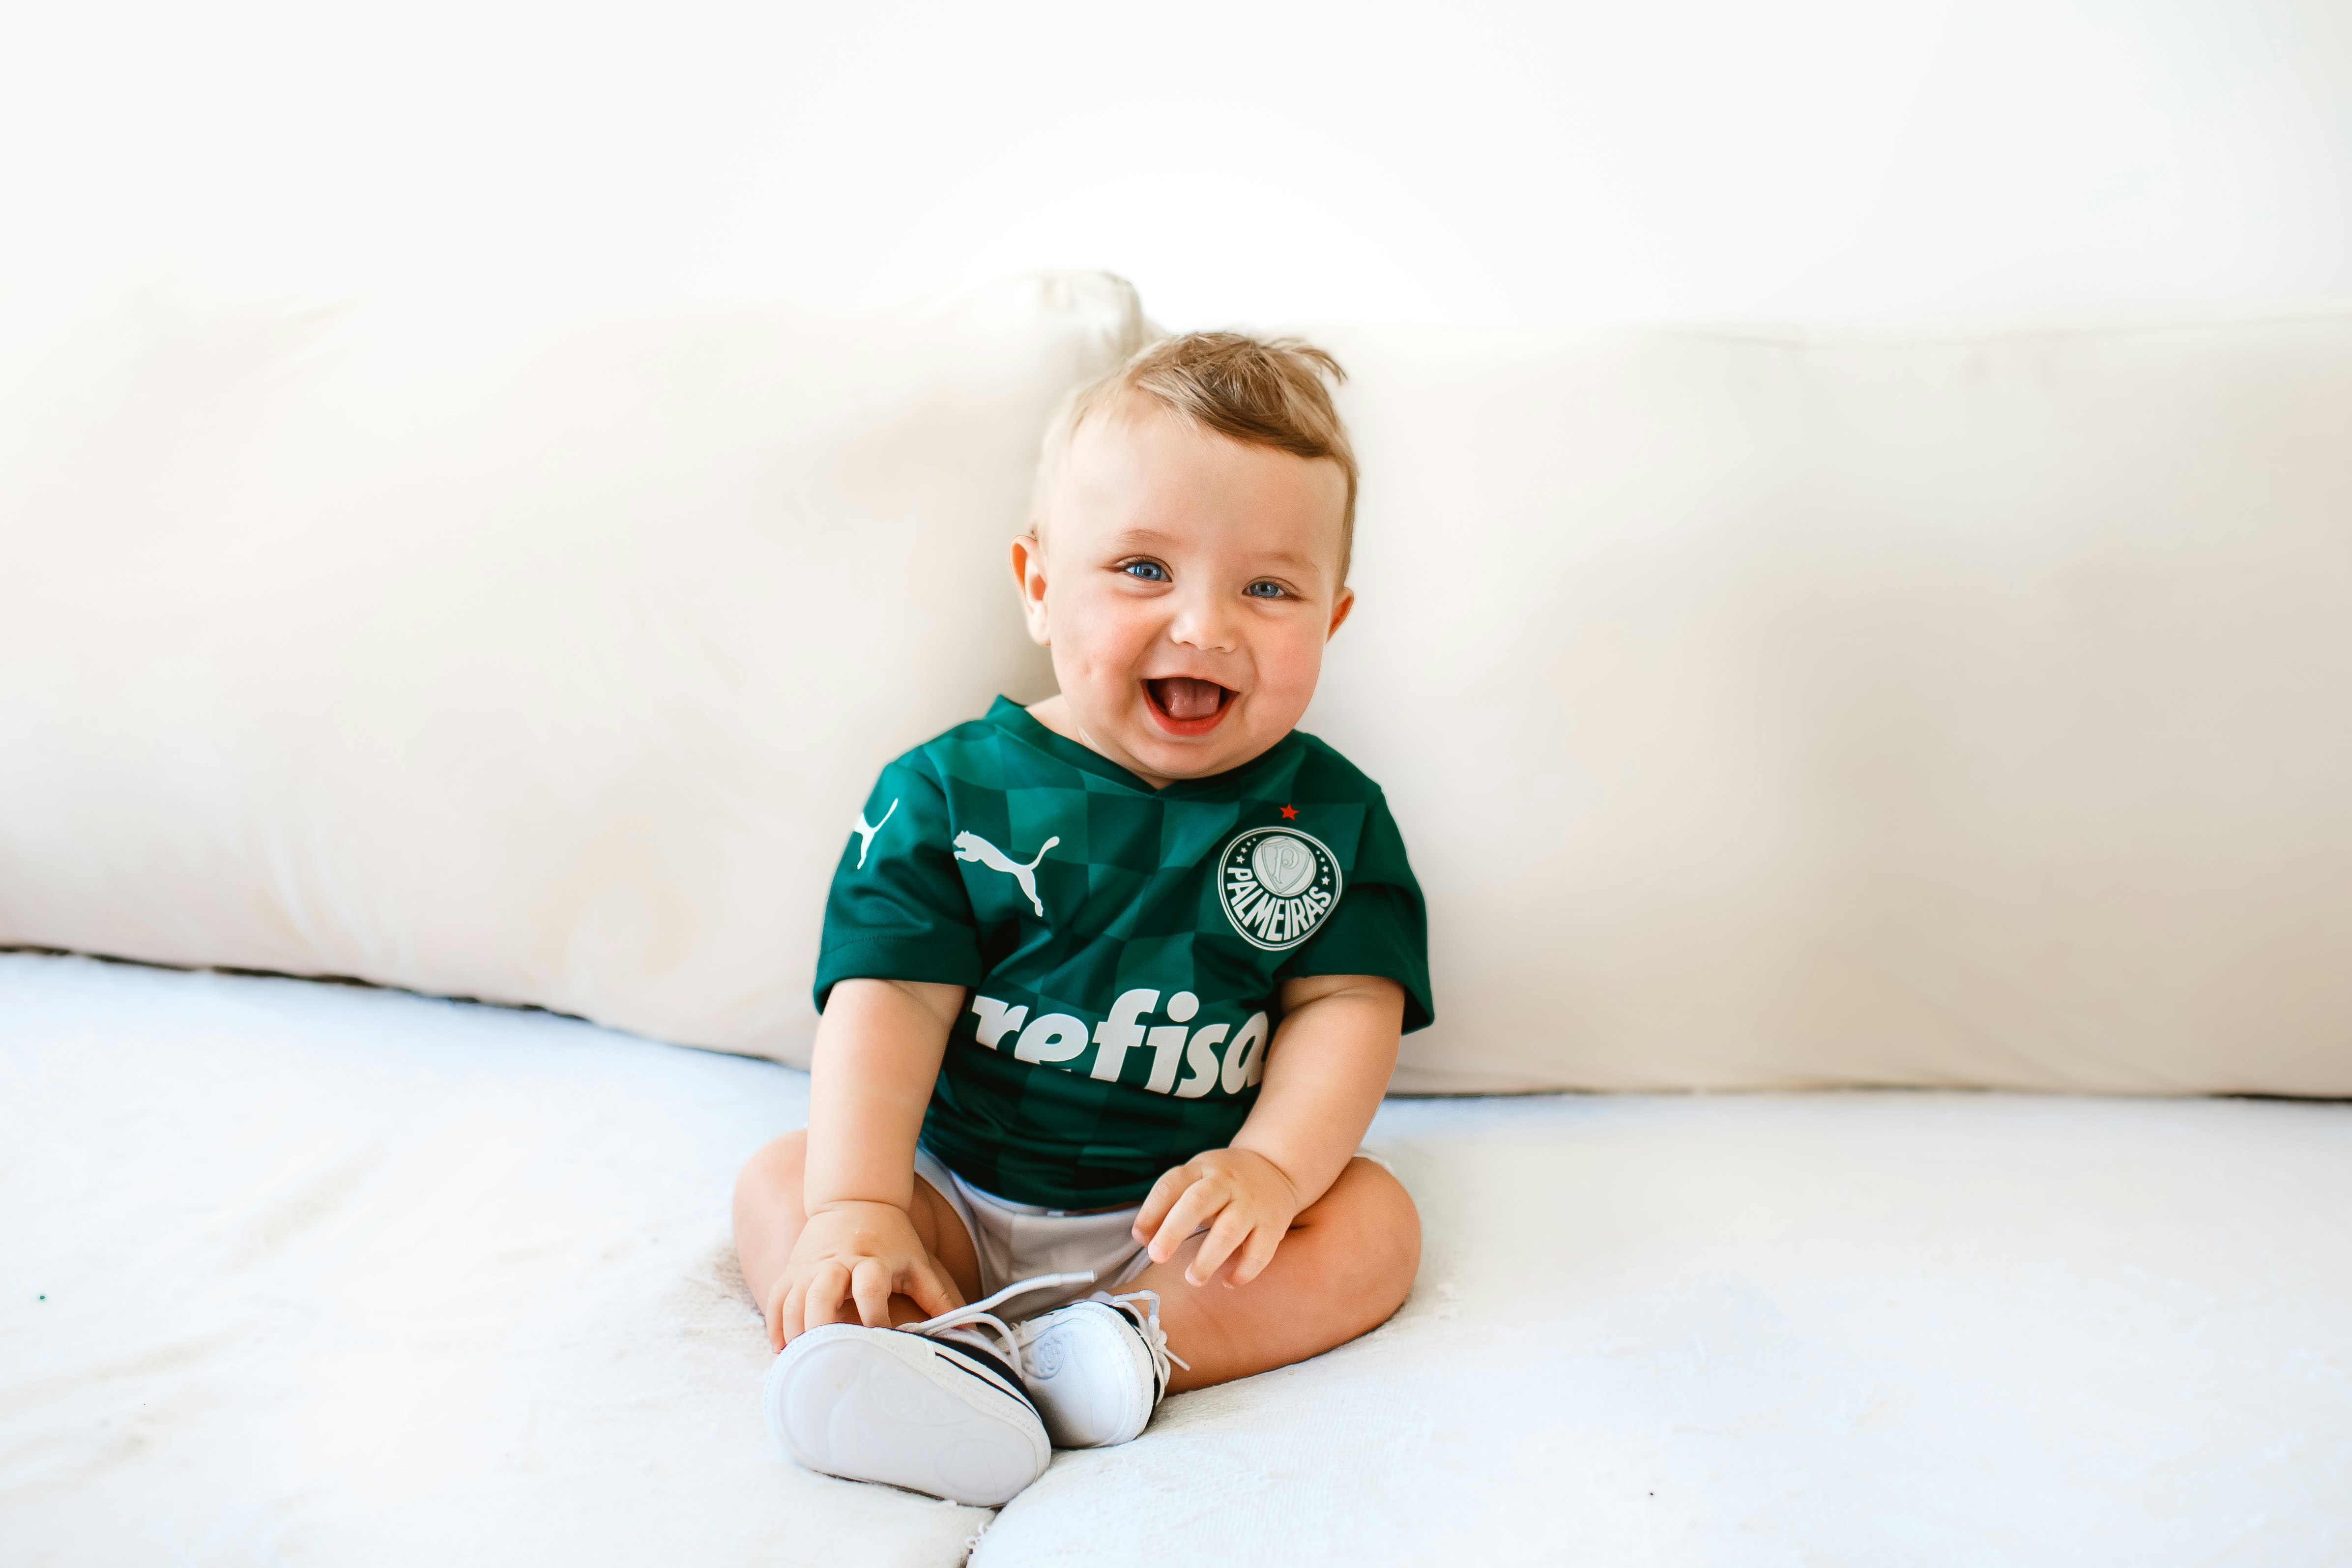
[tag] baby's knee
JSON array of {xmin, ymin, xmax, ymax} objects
[
  {"xmin": 1346, "ymin": 1158, "xmax": 1422, "ymax": 1282},
  {"xmin": 1308, "ymin": 1158, "xmax": 1420, "ymax": 1306},
  {"xmin": 733, "ymin": 1128, "xmax": 810, "ymax": 1214}
]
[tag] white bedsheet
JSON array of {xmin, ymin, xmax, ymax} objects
[
  {"xmin": 5, "ymin": 952, "xmax": 2348, "ymax": 1565},
  {"xmin": 0, "ymin": 954, "xmax": 987, "ymax": 1567}
]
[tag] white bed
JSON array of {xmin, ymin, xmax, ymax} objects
[
  {"xmin": 8, "ymin": 277, "xmax": 2352, "ymax": 1563},
  {"xmin": 8, "ymin": 950, "xmax": 2346, "ymax": 1566}
]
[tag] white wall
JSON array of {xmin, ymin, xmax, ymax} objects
[{"xmin": 3, "ymin": 0, "xmax": 2349, "ymax": 328}]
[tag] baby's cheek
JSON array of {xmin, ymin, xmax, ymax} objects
[
  {"xmin": 1060, "ymin": 595, "xmax": 1150, "ymax": 668},
  {"xmin": 1250, "ymin": 635, "xmax": 1324, "ymax": 714}
]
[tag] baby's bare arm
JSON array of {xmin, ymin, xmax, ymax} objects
[
  {"xmin": 804, "ymin": 978, "xmax": 963, "ymax": 1210},
  {"xmin": 1134, "ymin": 973, "xmax": 1404, "ymax": 1286},
  {"xmin": 1235, "ymin": 973, "xmax": 1405, "ymax": 1206},
  {"xmin": 758, "ymin": 978, "xmax": 967, "ymax": 1344},
  {"xmin": 1120, "ymin": 975, "xmax": 1416, "ymax": 1390}
]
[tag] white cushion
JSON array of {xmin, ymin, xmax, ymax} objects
[
  {"xmin": 8, "ymin": 290, "xmax": 2349, "ymax": 1096},
  {"xmin": 9, "ymin": 953, "xmax": 2348, "ymax": 1563},
  {"xmin": 0, "ymin": 272, "xmax": 1139, "ymax": 1059},
  {"xmin": 1304, "ymin": 317, "xmax": 2352, "ymax": 1093},
  {"xmin": 0, "ymin": 952, "xmax": 987, "ymax": 1564},
  {"xmin": 989, "ymin": 1086, "xmax": 2352, "ymax": 1564}
]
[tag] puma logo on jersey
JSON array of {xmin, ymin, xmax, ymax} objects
[
  {"xmin": 953, "ymin": 830, "xmax": 1060, "ymax": 917},
  {"xmin": 850, "ymin": 799, "xmax": 899, "ymax": 868}
]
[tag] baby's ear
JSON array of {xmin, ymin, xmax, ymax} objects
[
  {"xmin": 1326, "ymin": 585, "xmax": 1357, "ymax": 640},
  {"xmin": 1010, "ymin": 532, "xmax": 1051, "ymax": 647}
]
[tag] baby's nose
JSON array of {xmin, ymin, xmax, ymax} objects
[{"xmin": 1168, "ymin": 589, "xmax": 1240, "ymax": 652}]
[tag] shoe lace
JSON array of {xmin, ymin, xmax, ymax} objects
[
  {"xmin": 1090, "ymin": 1288, "xmax": 1191, "ymax": 1388},
  {"xmin": 908, "ymin": 1271, "xmax": 1099, "ymax": 1365}
]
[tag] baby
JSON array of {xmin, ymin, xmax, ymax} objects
[{"xmin": 732, "ymin": 332, "xmax": 1433, "ymax": 1505}]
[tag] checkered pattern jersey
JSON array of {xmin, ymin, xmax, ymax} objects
[{"xmin": 815, "ymin": 696, "xmax": 1434, "ymax": 1209}]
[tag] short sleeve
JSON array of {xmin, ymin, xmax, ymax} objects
[
  {"xmin": 1286, "ymin": 789, "xmax": 1435, "ymax": 1032},
  {"xmin": 812, "ymin": 758, "xmax": 983, "ymax": 1011}
]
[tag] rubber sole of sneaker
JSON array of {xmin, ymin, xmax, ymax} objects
[
  {"xmin": 764, "ymin": 1324, "xmax": 1050, "ymax": 1507},
  {"xmin": 1020, "ymin": 1302, "xmax": 1158, "ymax": 1449}
]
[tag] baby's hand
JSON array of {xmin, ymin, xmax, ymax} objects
[
  {"xmin": 1133, "ymin": 1148, "xmax": 1302, "ymax": 1288},
  {"xmin": 768, "ymin": 1200, "xmax": 961, "ymax": 1350}
]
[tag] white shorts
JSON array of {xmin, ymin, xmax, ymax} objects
[
  {"xmin": 911, "ymin": 1146, "xmax": 1398, "ymax": 1321},
  {"xmin": 912, "ymin": 1147, "xmax": 1152, "ymax": 1319}
]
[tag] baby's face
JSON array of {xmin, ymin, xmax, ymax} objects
[{"xmin": 1014, "ymin": 401, "xmax": 1353, "ymax": 787}]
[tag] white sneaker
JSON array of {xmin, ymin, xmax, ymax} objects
[
  {"xmin": 1014, "ymin": 1289, "xmax": 1188, "ymax": 1449},
  {"xmin": 761, "ymin": 1273, "xmax": 1092, "ymax": 1507}
]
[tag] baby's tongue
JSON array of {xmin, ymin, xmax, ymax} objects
[{"xmin": 1151, "ymin": 677, "xmax": 1225, "ymax": 721}]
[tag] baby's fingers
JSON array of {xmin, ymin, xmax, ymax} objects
[
  {"xmin": 1148, "ymin": 1179, "xmax": 1225, "ymax": 1264},
  {"xmin": 801, "ymin": 1260, "xmax": 852, "ymax": 1330},
  {"xmin": 1227, "ymin": 1217, "xmax": 1288, "ymax": 1287},
  {"xmin": 1186, "ymin": 1206, "xmax": 1255, "ymax": 1288},
  {"xmin": 902, "ymin": 1253, "xmax": 962, "ymax": 1322},
  {"xmin": 765, "ymin": 1278, "xmax": 794, "ymax": 1351},
  {"xmin": 1132, "ymin": 1164, "xmax": 1193, "ymax": 1243},
  {"xmin": 849, "ymin": 1257, "xmax": 895, "ymax": 1328}
]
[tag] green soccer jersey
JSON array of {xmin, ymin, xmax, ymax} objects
[{"xmin": 815, "ymin": 696, "xmax": 1434, "ymax": 1209}]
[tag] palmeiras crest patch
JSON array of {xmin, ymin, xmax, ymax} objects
[{"xmin": 1218, "ymin": 826, "xmax": 1343, "ymax": 951}]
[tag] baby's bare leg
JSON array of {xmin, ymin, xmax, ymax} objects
[
  {"xmin": 732, "ymin": 1129, "xmax": 982, "ymax": 1329},
  {"xmin": 1125, "ymin": 1157, "xmax": 1420, "ymax": 1394}
]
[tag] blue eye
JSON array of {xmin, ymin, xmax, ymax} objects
[
  {"xmin": 1244, "ymin": 581, "xmax": 1286, "ymax": 599},
  {"xmin": 1122, "ymin": 560, "xmax": 1170, "ymax": 582}
]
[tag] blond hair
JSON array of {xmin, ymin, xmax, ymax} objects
[{"xmin": 1034, "ymin": 331, "xmax": 1360, "ymax": 581}]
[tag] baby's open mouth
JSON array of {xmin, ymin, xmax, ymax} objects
[{"xmin": 1143, "ymin": 676, "xmax": 1235, "ymax": 735}]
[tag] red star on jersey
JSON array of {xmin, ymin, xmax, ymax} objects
[{"xmin": 1279, "ymin": 803, "xmax": 1299, "ymax": 819}]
